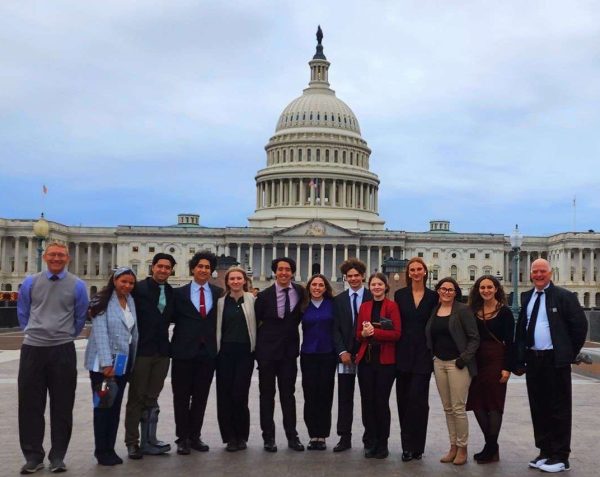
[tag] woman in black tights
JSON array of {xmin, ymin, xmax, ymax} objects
[{"xmin": 466, "ymin": 275, "xmax": 514, "ymax": 464}]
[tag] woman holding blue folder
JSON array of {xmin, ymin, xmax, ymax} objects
[{"xmin": 85, "ymin": 267, "xmax": 138, "ymax": 466}]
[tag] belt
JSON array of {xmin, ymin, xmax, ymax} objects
[{"xmin": 527, "ymin": 349, "xmax": 554, "ymax": 358}]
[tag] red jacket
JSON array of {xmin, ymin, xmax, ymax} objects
[{"xmin": 355, "ymin": 298, "xmax": 401, "ymax": 365}]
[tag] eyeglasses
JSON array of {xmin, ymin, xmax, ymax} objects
[
  {"xmin": 46, "ymin": 253, "xmax": 67, "ymax": 258},
  {"xmin": 438, "ymin": 287, "xmax": 456, "ymax": 294}
]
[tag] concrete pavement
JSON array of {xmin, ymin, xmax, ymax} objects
[{"xmin": 0, "ymin": 339, "xmax": 598, "ymax": 476}]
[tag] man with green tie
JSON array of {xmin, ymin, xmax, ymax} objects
[{"xmin": 124, "ymin": 253, "xmax": 176, "ymax": 459}]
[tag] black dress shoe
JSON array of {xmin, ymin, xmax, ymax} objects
[
  {"xmin": 176, "ymin": 440, "xmax": 191, "ymax": 455},
  {"xmin": 375, "ymin": 446, "xmax": 389, "ymax": 459},
  {"xmin": 264, "ymin": 439, "xmax": 277, "ymax": 452},
  {"xmin": 127, "ymin": 445, "xmax": 143, "ymax": 460},
  {"xmin": 413, "ymin": 452, "xmax": 423, "ymax": 460},
  {"xmin": 226, "ymin": 441, "xmax": 238, "ymax": 452},
  {"xmin": 190, "ymin": 438, "xmax": 209, "ymax": 452},
  {"xmin": 288, "ymin": 437, "xmax": 305, "ymax": 451},
  {"xmin": 307, "ymin": 440, "xmax": 319, "ymax": 451},
  {"xmin": 364, "ymin": 447, "xmax": 377, "ymax": 458},
  {"xmin": 402, "ymin": 451, "xmax": 414, "ymax": 462},
  {"xmin": 333, "ymin": 438, "xmax": 351, "ymax": 452},
  {"xmin": 237, "ymin": 440, "xmax": 247, "ymax": 450}
]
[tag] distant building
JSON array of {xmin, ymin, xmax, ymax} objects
[{"xmin": 1, "ymin": 31, "xmax": 599, "ymax": 306}]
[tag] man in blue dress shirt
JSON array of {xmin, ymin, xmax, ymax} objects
[{"xmin": 16, "ymin": 242, "xmax": 88, "ymax": 474}]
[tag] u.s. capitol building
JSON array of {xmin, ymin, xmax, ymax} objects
[{"xmin": 1, "ymin": 31, "xmax": 599, "ymax": 307}]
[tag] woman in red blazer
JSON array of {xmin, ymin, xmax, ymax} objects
[{"xmin": 355, "ymin": 272, "xmax": 401, "ymax": 459}]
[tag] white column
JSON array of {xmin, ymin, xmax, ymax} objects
[
  {"xmin": 288, "ymin": 179, "xmax": 293, "ymax": 206},
  {"xmin": 320, "ymin": 179, "xmax": 326, "ymax": 206},
  {"xmin": 225, "ymin": 244, "xmax": 230, "ymax": 256},
  {"xmin": 526, "ymin": 251, "xmax": 531, "ymax": 276},
  {"xmin": 300, "ymin": 179, "xmax": 305, "ymax": 205},
  {"xmin": 284, "ymin": 243, "xmax": 289, "ymax": 257},
  {"xmin": 236, "ymin": 244, "xmax": 242, "ymax": 264},
  {"xmin": 331, "ymin": 245, "xmax": 337, "ymax": 282},
  {"xmin": 98, "ymin": 244, "xmax": 104, "ymax": 276},
  {"xmin": 27, "ymin": 237, "xmax": 34, "ymax": 273},
  {"xmin": 111, "ymin": 243, "xmax": 116, "ymax": 269},
  {"xmin": 248, "ymin": 244, "xmax": 254, "ymax": 271},
  {"xmin": 342, "ymin": 181, "xmax": 347, "ymax": 207},
  {"xmin": 310, "ymin": 180, "xmax": 315, "ymax": 205},
  {"xmin": 589, "ymin": 249, "xmax": 594, "ymax": 284},
  {"xmin": 296, "ymin": 245, "xmax": 302, "ymax": 281},
  {"xmin": 14, "ymin": 237, "xmax": 21, "ymax": 274},
  {"xmin": 260, "ymin": 244, "xmax": 266, "ymax": 281},
  {"xmin": 0, "ymin": 237, "xmax": 4, "ymax": 271},
  {"xmin": 308, "ymin": 244, "xmax": 313, "ymax": 277},
  {"xmin": 320, "ymin": 244, "xmax": 325, "ymax": 272},
  {"xmin": 86, "ymin": 243, "xmax": 92, "ymax": 276},
  {"xmin": 74, "ymin": 243, "xmax": 80, "ymax": 274},
  {"xmin": 579, "ymin": 248, "xmax": 584, "ymax": 282},
  {"xmin": 374, "ymin": 187, "xmax": 378, "ymax": 212},
  {"xmin": 367, "ymin": 246, "xmax": 372, "ymax": 274},
  {"xmin": 344, "ymin": 245, "xmax": 348, "ymax": 261},
  {"xmin": 377, "ymin": 246, "xmax": 383, "ymax": 272}
]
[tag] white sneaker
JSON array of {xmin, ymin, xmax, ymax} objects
[
  {"xmin": 529, "ymin": 456, "xmax": 548, "ymax": 469},
  {"xmin": 539, "ymin": 459, "xmax": 570, "ymax": 473}
]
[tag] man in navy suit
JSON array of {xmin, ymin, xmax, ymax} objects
[
  {"xmin": 255, "ymin": 257, "xmax": 306, "ymax": 452},
  {"xmin": 515, "ymin": 258, "xmax": 587, "ymax": 473},
  {"xmin": 332, "ymin": 258, "xmax": 372, "ymax": 452},
  {"xmin": 170, "ymin": 251, "xmax": 223, "ymax": 455}
]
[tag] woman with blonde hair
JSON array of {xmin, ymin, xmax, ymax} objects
[{"xmin": 215, "ymin": 266, "xmax": 257, "ymax": 452}]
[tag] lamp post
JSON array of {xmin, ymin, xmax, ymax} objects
[
  {"xmin": 33, "ymin": 213, "xmax": 49, "ymax": 272},
  {"xmin": 510, "ymin": 224, "xmax": 523, "ymax": 319}
]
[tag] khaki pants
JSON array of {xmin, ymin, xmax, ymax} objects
[{"xmin": 433, "ymin": 358, "xmax": 471, "ymax": 448}]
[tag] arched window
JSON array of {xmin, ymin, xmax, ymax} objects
[
  {"xmin": 451, "ymin": 265, "xmax": 458, "ymax": 280},
  {"xmin": 595, "ymin": 292, "xmax": 600, "ymax": 307},
  {"xmin": 584, "ymin": 292, "xmax": 590, "ymax": 307}
]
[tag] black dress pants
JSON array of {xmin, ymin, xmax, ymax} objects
[
  {"xmin": 395, "ymin": 371, "xmax": 431, "ymax": 454},
  {"xmin": 300, "ymin": 353, "xmax": 337, "ymax": 438},
  {"xmin": 90, "ymin": 371, "xmax": 128, "ymax": 455},
  {"xmin": 18, "ymin": 342, "xmax": 77, "ymax": 463},
  {"xmin": 257, "ymin": 357, "xmax": 298, "ymax": 441},
  {"xmin": 525, "ymin": 350, "xmax": 572, "ymax": 461},
  {"xmin": 216, "ymin": 343, "xmax": 254, "ymax": 443},
  {"xmin": 357, "ymin": 361, "xmax": 396, "ymax": 447},
  {"xmin": 171, "ymin": 355, "xmax": 215, "ymax": 442}
]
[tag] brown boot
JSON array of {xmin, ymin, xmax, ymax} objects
[
  {"xmin": 440, "ymin": 445, "xmax": 458, "ymax": 463},
  {"xmin": 453, "ymin": 446, "xmax": 468, "ymax": 465}
]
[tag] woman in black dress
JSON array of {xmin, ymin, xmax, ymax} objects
[
  {"xmin": 393, "ymin": 257, "xmax": 438, "ymax": 461},
  {"xmin": 466, "ymin": 275, "xmax": 514, "ymax": 464}
]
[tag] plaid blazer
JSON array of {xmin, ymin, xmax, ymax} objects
[{"xmin": 84, "ymin": 292, "xmax": 138, "ymax": 371}]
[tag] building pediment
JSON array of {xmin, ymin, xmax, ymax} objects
[{"xmin": 274, "ymin": 219, "xmax": 358, "ymax": 238}]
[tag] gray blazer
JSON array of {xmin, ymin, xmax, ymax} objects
[
  {"xmin": 84, "ymin": 292, "xmax": 138, "ymax": 371},
  {"xmin": 216, "ymin": 292, "xmax": 257, "ymax": 353},
  {"xmin": 425, "ymin": 301, "xmax": 480, "ymax": 377}
]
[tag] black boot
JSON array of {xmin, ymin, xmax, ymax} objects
[
  {"xmin": 475, "ymin": 442, "xmax": 499, "ymax": 463},
  {"xmin": 147, "ymin": 406, "xmax": 171, "ymax": 453}
]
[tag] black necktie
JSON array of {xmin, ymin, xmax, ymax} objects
[
  {"xmin": 50, "ymin": 275, "xmax": 59, "ymax": 281},
  {"xmin": 352, "ymin": 292, "xmax": 359, "ymax": 325},
  {"xmin": 283, "ymin": 288, "xmax": 291, "ymax": 319},
  {"xmin": 526, "ymin": 291, "xmax": 544, "ymax": 348}
]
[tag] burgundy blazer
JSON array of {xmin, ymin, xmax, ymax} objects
[{"xmin": 355, "ymin": 298, "xmax": 401, "ymax": 365}]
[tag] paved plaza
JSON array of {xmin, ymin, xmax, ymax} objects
[{"xmin": 0, "ymin": 336, "xmax": 598, "ymax": 477}]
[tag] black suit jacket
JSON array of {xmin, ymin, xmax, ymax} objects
[
  {"xmin": 255, "ymin": 282, "xmax": 306, "ymax": 361},
  {"xmin": 170, "ymin": 282, "xmax": 224, "ymax": 360},
  {"xmin": 394, "ymin": 286, "xmax": 438, "ymax": 373},
  {"xmin": 333, "ymin": 288, "xmax": 372, "ymax": 358},
  {"xmin": 515, "ymin": 282, "xmax": 588, "ymax": 367},
  {"xmin": 132, "ymin": 277, "xmax": 174, "ymax": 357}
]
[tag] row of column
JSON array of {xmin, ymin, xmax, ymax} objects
[
  {"xmin": 256, "ymin": 178, "xmax": 378, "ymax": 211},
  {"xmin": 267, "ymin": 146, "xmax": 368, "ymax": 169},
  {"xmin": 233, "ymin": 242, "xmax": 399, "ymax": 283},
  {"xmin": 505, "ymin": 248, "xmax": 599, "ymax": 284},
  {"xmin": 69, "ymin": 242, "xmax": 118, "ymax": 278}
]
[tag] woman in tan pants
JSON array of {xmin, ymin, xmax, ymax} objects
[{"xmin": 425, "ymin": 277, "xmax": 479, "ymax": 465}]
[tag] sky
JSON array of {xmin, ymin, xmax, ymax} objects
[{"xmin": 1, "ymin": 0, "xmax": 599, "ymax": 236}]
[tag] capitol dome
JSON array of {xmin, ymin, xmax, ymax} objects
[
  {"xmin": 276, "ymin": 90, "xmax": 361, "ymax": 134},
  {"xmin": 248, "ymin": 27, "xmax": 384, "ymax": 231}
]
